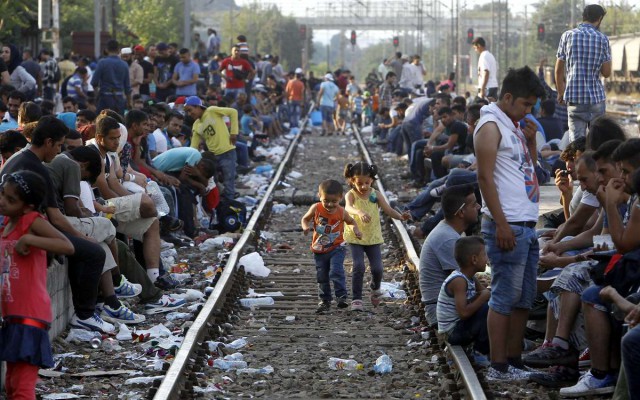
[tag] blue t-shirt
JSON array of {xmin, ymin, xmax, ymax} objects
[
  {"xmin": 147, "ymin": 133, "xmax": 157, "ymax": 153},
  {"xmin": 152, "ymin": 147, "xmax": 202, "ymax": 172},
  {"xmin": 66, "ymin": 74, "xmax": 83, "ymax": 98},
  {"xmin": 519, "ymin": 114, "xmax": 546, "ymax": 142},
  {"xmin": 174, "ymin": 61, "xmax": 201, "ymax": 96},
  {"xmin": 404, "ymin": 97, "xmax": 431, "ymax": 128},
  {"xmin": 240, "ymin": 114, "xmax": 253, "ymax": 134},
  {"xmin": 319, "ymin": 81, "xmax": 339, "ymax": 108}
]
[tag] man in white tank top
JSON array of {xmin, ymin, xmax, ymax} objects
[{"xmin": 474, "ymin": 66, "xmax": 546, "ymax": 380}]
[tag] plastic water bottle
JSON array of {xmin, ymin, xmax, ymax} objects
[
  {"xmin": 373, "ymin": 354, "xmax": 393, "ymax": 374},
  {"xmin": 226, "ymin": 338, "xmax": 248, "ymax": 349},
  {"xmin": 146, "ymin": 179, "xmax": 170, "ymax": 216},
  {"xmin": 254, "ymin": 165, "xmax": 273, "ymax": 177},
  {"xmin": 239, "ymin": 297, "xmax": 275, "ymax": 308},
  {"xmin": 223, "ymin": 352, "xmax": 244, "ymax": 361},
  {"xmin": 327, "ymin": 357, "xmax": 363, "ymax": 371},
  {"xmin": 212, "ymin": 359, "xmax": 248, "ymax": 370}
]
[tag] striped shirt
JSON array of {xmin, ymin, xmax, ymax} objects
[
  {"xmin": 437, "ymin": 271, "xmax": 477, "ymax": 334},
  {"xmin": 556, "ymin": 23, "xmax": 611, "ymax": 104}
]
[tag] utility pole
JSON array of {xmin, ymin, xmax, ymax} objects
[
  {"xmin": 52, "ymin": 0, "xmax": 60, "ymax": 58},
  {"xmin": 504, "ymin": 0, "xmax": 508, "ymax": 76},
  {"xmin": 570, "ymin": 0, "xmax": 576, "ymax": 28},
  {"xmin": 94, "ymin": 0, "xmax": 102, "ymax": 59},
  {"xmin": 521, "ymin": 6, "xmax": 527, "ymax": 67},
  {"xmin": 183, "ymin": 0, "xmax": 191, "ymax": 49}
]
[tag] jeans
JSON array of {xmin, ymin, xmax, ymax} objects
[
  {"xmin": 235, "ymin": 141, "xmax": 250, "ymax": 167},
  {"xmin": 567, "ymin": 102, "xmax": 606, "ymax": 142},
  {"xmin": 224, "ymin": 88, "xmax": 245, "ymax": 99},
  {"xmin": 320, "ymin": 105, "xmax": 334, "ymax": 123},
  {"xmin": 97, "ymin": 94, "xmax": 126, "ymax": 115},
  {"xmin": 215, "ymin": 149, "xmax": 237, "ymax": 202},
  {"xmin": 447, "ymin": 303, "xmax": 490, "ymax": 354},
  {"xmin": 481, "ymin": 219, "xmax": 538, "ymax": 315},
  {"xmin": 116, "ymin": 239, "xmax": 162, "ymax": 304},
  {"xmin": 401, "ymin": 123, "xmax": 422, "ymax": 161},
  {"xmin": 289, "ymin": 100, "xmax": 301, "ymax": 128},
  {"xmin": 314, "ymin": 246, "xmax": 347, "ymax": 302},
  {"xmin": 622, "ymin": 326, "xmax": 640, "ymax": 399},
  {"xmin": 387, "ymin": 126, "xmax": 404, "ymax": 155},
  {"xmin": 410, "ymin": 139, "xmax": 428, "ymax": 182},
  {"xmin": 64, "ymin": 233, "xmax": 106, "ymax": 319},
  {"xmin": 407, "ymin": 168, "xmax": 477, "ymax": 220},
  {"xmin": 350, "ymin": 244, "xmax": 383, "ymax": 300}
]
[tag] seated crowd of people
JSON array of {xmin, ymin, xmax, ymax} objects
[{"xmin": 0, "ymin": 36, "xmax": 315, "ymax": 339}]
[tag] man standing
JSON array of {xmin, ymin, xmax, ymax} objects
[
  {"xmin": 472, "ymin": 38, "xmax": 498, "ymax": 100},
  {"xmin": 172, "ymin": 48, "xmax": 200, "ymax": 97},
  {"xmin": 316, "ymin": 73, "xmax": 339, "ymax": 136},
  {"xmin": 121, "ymin": 47, "xmax": 143, "ymax": 97},
  {"xmin": 40, "ymin": 49, "xmax": 59, "ymax": 101},
  {"xmin": 207, "ymin": 29, "xmax": 220, "ymax": 58},
  {"xmin": 133, "ymin": 45, "xmax": 154, "ymax": 101},
  {"xmin": 91, "ymin": 39, "xmax": 131, "ymax": 114},
  {"xmin": 474, "ymin": 66, "xmax": 545, "ymax": 380},
  {"xmin": 154, "ymin": 42, "xmax": 178, "ymax": 102},
  {"xmin": 555, "ymin": 4, "xmax": 611, "ymax": 141},
  {"xmin": 185, "ymin": 96, "xmax": 239, "ymax": 202},
  {"xmin": 220, "ymin": 46, "xmax": 254, "ymax": 99},
  {"xmin": 21, "ymin": 48, "xmax": 42, "ymax": 98},
  {"xmin": 285, "ymin": 68, "xmax": 305, "ymax": 128}
]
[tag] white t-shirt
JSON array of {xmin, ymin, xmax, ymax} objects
[
  {"xmin": 477, "ymin": 50, "xmax": 498, "ymax": 89},
  {"xmin": 476, "ymin": 103, "xmax": 539, "ymax": 222},
  {"xmin": 152, "ymin": 129, "xmax": 168, "ymax": 154}
]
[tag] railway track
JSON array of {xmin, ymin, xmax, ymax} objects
[{"xmin": 151, "ymin": 111, "xmax": 486, "ymax": 399}]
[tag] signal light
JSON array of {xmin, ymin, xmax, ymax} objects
[
  {"xmin": 350, "ymin": 30, "xmax": 356, "ymax": 45},
  {"xmin": 537, "ymin": 23, "xmax": 545, "ymax": 41},
  {"xmin": 466, "ymin": 28, "xmax": 474, "ymax": 44},
  {"xmin": 299, "ymin": 25, "xmax": 307, "ymax": 39},
  {"xmin": 393, "ymin": 36, "xmax": 399, "ymax": 48}
]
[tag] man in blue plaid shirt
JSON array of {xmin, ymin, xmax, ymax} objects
[{"xmin": 555, "ymin": 4, "xmax": 611, "ymax": 142}]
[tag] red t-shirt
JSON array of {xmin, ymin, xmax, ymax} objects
[
  {"xmin": 1, "ymin": 212, "xmax": 51, "ymax": 323},
  {"xmin": 220, "ymin": 57, "xmax": 253, "ymax": 89},
  {"xmin": 311, "ymin": 204, "xmax": 345, "ymax": 254}
]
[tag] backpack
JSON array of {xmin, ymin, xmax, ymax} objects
[
  {"xmin": 213, "ymin": 199, "xmax": 246, "ymax": 233},
  {"xmin": 60, "ymin": 75, "xmax": 72, "ymax": 97},
  {"xmin": 52, "ymin": 63, "xmax": 61, "ymax": 84},
  {"xmin": 590, "ymin": 250, "xmax": 640, "ymax": 297}
]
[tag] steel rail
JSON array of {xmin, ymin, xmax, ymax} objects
[{"xmin": 154, "ymin": 104, "xmax": 314, "ymax": 400}]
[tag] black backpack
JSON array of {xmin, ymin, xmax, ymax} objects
[{"xmin": 213, "ymin": 199, "xmax": 247, "ymax": 233}]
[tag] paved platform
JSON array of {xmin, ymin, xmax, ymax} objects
[{"xmin": 539, "ymin": 184, "xmax": 562, "ymax": 216}]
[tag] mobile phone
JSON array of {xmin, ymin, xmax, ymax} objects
[{"xmin": 558, "ymin": 170, "xmax": 569, "ymax": 177}]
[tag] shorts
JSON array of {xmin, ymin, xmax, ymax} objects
[
  {"xmin": 108, "ymin": 192, "xmax": 156, "ymax": 241},
  {"xmin": 339, "ymin": 109, "xmax": 348, "ymax": 119},
  {"xmin": 66, "ymin": 216, "xmax": 117, "ymax": 273},
  {"xmin": 320, "ymin": 105, "xmax": 335, "ymax": 123},
  {"xmin": 482, "ymin": 219, "xmax": 539, "ymax": 315}
]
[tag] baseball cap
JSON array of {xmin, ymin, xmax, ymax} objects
[
  {"xmin": 174, "ymin": 96, "xmax": 186, "ymax": 105},
  {"xmin": 157, "ymin": 42, "xmax": 169, "ymax": 51},
  {"xmin": 184, "ymin": 96, "xmax": 206, "ymax": 108},
  {"xmin": 295, "ymin": 67, "xmax": 303, "ymax": 74},
  {"xmin": 133, "ymin": 45, "xmax": 145, "ymax": 53},
  {"xmin": 324, "ymin": 73, "xmax": 334, "ymax": 81},
  {"xmin": 121, "ymin": 47, "xmax": 132, "ymax": 55}
]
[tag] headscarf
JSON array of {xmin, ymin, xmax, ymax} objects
[{"xmin": 4, "ymin": 44, "xmax": 21, "ymax": 74}]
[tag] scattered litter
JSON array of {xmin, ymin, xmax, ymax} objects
[
  {"xmin": 166, "ymin": 312, "xmax": 191, "ymax": 321},
  {"xmin": 285, "ymin": 316, "xmax": 296, "ymax": 322},
  {"xmin": 124, "ymin": 375, "xmax": 164, "ymax": 385},
  {"xmin": 238, "ymin": 252, "xmax": 271, "ymax": 277},
  {"xmin": 380, "ymin": 281, "xmax": 407, "ymax": 299},
  {"xmin": 258, "ymin": 327, "xmax": 268, "ymax": 332},
  {"xmin": 240, "ymin": 297, "xmax": 275, "ymax": 307},
  {"xmin": 42, "ymin": 395, "xmax": 82, "ymax": 399},
  {"xmin": 134, "ymin": 323, "xmax": 172, "ymax": 338},
  {"xmin": 236, "ymin": 365, "xmax": 274, "ymax": 375},
  {"xmin": 65, "ymin": 329, "xmax": 101, "ymax": 344},
  {"xmin": 199, "ymin": 237, "xmax": 234, "ymax": 251},
  {"xmin": 171, "ymin": 289, "xmax": 204, "ymax": 301},
  {"xmin": 226, "ymin": 338, "xmax": 248, "ymax": 349},
  {"xmin": 246, "ymin": 288, "xmax": 283, "ymax": 297},
  {"xmin": 287, "ymin": 171, "xmax": 303, "ymax": 179},
  {"xmin": 272, "ymin": 203, "xmax": 293, "ymax": 214},
  {"xmin": 116, "ymin": 324, "xmax": 132, "ymax": 340},
  {"xmin": 292, "ymin": 268, "xmax": 300, "ymax": 273}
]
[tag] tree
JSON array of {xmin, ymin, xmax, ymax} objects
[
  {"xmin": 0, "ymin": 0, "xmax": 37, "ymax": 44},
  {"xmin": 117, "ymin": 0, "xmax": 185, "ymax": 46}
]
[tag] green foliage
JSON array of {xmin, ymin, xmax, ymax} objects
[
  {"xmin": 219, "ymin": 2, "xmax": 305, "ymax": 71},
  {"xmin": 117, "ymin": 0, "xmax": 185, "ymax": 46},
  {"xmin": 59, "ymin": 0, "xmax": 95, "ymax": 53},
  {"xmin": 0, "ymin": 0, "xmax": 37, "ymax": 43}
]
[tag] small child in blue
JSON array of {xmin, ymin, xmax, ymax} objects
[
  {"xmin": 301, "ymin": 180, "xmax": 361, "ymax": 314},
  {"xmin": 437, "ymin": 236, "xmax": 491, "ymax": 356}
]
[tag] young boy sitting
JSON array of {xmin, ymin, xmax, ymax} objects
[{"xmin": 437, "ymin": 236, "xmax": 491, "ymax": 356}]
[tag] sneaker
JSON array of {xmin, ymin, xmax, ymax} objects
[
  {"xmin": 350, "ymin": 299, "xmax": 364, "ymax": 312},
  {"xmin": 471, "ymin": 351, "xmax": 491, "ymax": 368},
  {"xmin": 155, "ymin": 272, "xmax": 180, "ymax": 290},
  {"xmin": 578, "ymin": 348, "xmax": 591, "ymax": 368},
  {"xmin": 558, "ymin": 371, "xmax": 616, "ymax": 397},
  {"xmin": 69, "ymin": 313, "xmax": 116, "ymax": 334},
  {"xmin": 529, "ymin": 365, "xmax": 580, "ymax": 388},
  {"xmin": 144, "ymin": 294, "xmax": 187, "ymax": 314},
  {"xmin": 336, "ymin": 298, "xmax": 349, "ymax": 309},
  {"xmin": 370, "ymin": 289, "xmax": 383, "ymax": 307},
  {"xmin": 485, "ymin": 365, "xmax": 531, "ymax": 382},
  {"xmin": 160, "ymin": 216, "xmax": 184, "ymax": 232},
  {"xmin": 523, "ymin": 342, "xmax": 578, "ymax": 368},
  {"xmin": 429, "ymin": 184, "xmax": 446, "ymax": 198},
  {"xmin": 114, "ymin": 275, "xmax": 142, "ymax": 298},
  {"xmin": 102, "ymin": 302, "xmax": 146, "ymax": 325},
  {"xmin": 316, "ymin": 301, "xmax": 331, "ymax": 314}
]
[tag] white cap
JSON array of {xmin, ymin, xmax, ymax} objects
[
  {"xmin": 121, "ymin": 47, "xmax": 132, "ymax": 55},
  {"xmin": 324, "ymin": 73, "xmax": 334, "ymax": 81},
  {"xmin": 295, "ymin": 67, "xmax": 303, "ymax": 74}
]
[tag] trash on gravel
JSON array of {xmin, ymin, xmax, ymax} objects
[
  {"xmin": 171, "ymin": 273, "xmax": 191, "ymax": 283},
  {"xmin": 286, "ymin": 171, "xmax": 303, "ymax": 179},
  {"xmin": 199, "ymin": 237, "xmax": 234, "ymax": 251},
  {"xmin": 124, "ymin": 375, "xmax": 164, "ymax": 385},
  {"xmin": 171, "ymin": 288, "xmax": 204, "ymax": 301},
  {"xmin": 223, "ymin": 352, "xmax": 244, "ymax": 361},
  {"xmin": 166, "ymin": 312, "xmax": 191, "ymax": 321},
  {"xmin": 240, "ymin": 297, "xmax": 275, "ymax": 307},
  {"xmin": 42, "ymin": 394, "xmax": 83, "ymax": 399},
  {"xmin": 226, "ymin": 338, "xmax": 248, "ymax": 349},
  {"xmin": 238, "ymin": 252, "xmax": 270, "ymax": 277},
  {"xmin": 292, "ymin": 268, "xmax": 301, "ymax": 273},
  {"xmin": 135, "ymin": 323, "xmax": 172, "ymax": 338},
  {"xmin": 285, "ymin": 316, "xmax": 296, "ymax": 322},
  {"xmin": 246, "ymin": 288, "xmax": 283, "ymax": 297},
  {"xmin": 236, "ymin": 365, "xmax": 274, "ymax": 375},
  {"xmin": 65, "ymin": 329, "xmax": 102, "ymax": 344},
  {"xmin": 327, "ymin": 357, "xmax": 363, "ymax": 370},
  {"xmin": 380, "ymin": 281, "xmax": 407, "ymax": 299},
  {"xmin": 272, "ymin": 203, "xmax": 293, "ymax": 214},
  {"xmin": 258, "ymin": 327, "xmax": 268, "ymax": 332},
  {"xmin": 211, "ymin": 358, "xmax": 248, "ymax": 370},
  {"xmin": 373, "ymin": 354, "xmax": 393, "ymax": 374}
]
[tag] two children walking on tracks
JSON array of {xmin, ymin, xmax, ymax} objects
[{"xmin": 301, "ymin": 161, "xmax": 410, "ymax": 313}]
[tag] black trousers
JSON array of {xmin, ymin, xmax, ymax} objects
[{"xmin": 63, "ymin": 233, "xmax": 106, "ymax": 320}]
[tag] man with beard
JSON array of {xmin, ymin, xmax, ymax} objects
[
  {"xmin": 133, "ymin": 45, "xmax": 154, "ymax": 101},
  {"xmin": 153, "ymin": 42, "xmax": 178, "ymax": 102},
  {"xmin": 121, "ymin": 47, "xmax": 143, "ymax": 96}
]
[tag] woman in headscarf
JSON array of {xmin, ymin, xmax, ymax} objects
[{"xmin": 1, "ymin": 44, "xmax": 36, "ymax": 98}]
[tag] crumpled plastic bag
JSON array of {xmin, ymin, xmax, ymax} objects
[{"xmin": 238, "ymin": 252, "xmax": 270, "ymax": 277}]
